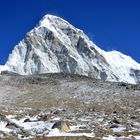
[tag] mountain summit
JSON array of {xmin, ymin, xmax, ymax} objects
[{"xmin": 1, "ymin": 15, "xmax": 140, "ymax": 84}]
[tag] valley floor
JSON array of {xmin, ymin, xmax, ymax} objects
[{"xmin": 0, "ymin": 73, "xmax": 139, "ymax": 140}]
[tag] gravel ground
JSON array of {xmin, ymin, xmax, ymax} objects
[{"xmin": 0, "ymin": 73, "xmax": 139, "ymax": 139}]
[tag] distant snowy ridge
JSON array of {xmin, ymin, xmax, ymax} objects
[
  {"xmin": 103, "ymin": 51, "xmax": 140, "ymax": 84},
  {"xmin": 0, "ymin": 65, "xmax": 9, "ymax": 72},
  {"xmin": 1, "ymin": 15, "xmax": 140, "ymax": 84}
]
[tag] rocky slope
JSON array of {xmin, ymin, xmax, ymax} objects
[
  {"xmin": 1, "ymin": 15, "xmax": 140, "ymax": 84},
  {"xmin": 0, "ymin": 73, "xmax": 139, "ymax": 139}
]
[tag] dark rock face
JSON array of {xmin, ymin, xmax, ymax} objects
[
  {"xmin": 24, "ymin": 119, "xmax": 32, "ymax": 122},
  {"xmin": 130, "ymin": 69, "xmax": 140, "ymax": 83},
  {"xmin": 100, "ymin": 71, "xmax": 108, "ymax": 81},
  {"xmin": 0, "ymin": 114, "xmax": 9, "ymax": 122},
  {"xmin": 6, "ymin": 122, "xmax": 20, "ymax": 129},
  {"xmin": 0, "ymin": 70, "xmax": 19, "ymax": 76}
]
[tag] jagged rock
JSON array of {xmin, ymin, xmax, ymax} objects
[
  {"xmin": 112, "ymin": 118, "xmax": 120, "ymax": 124},
  {"xmin": 51, "ymin": 109, "xmax": 66, "ymax": 115},
  {"xmin": 52, "ymin": 121, "xmax": 70, "ymax": 132},
  {"xmin": 24, "ymin": 118, "xmax": 32, "ymax": 122},
  {"xmin": 0, "ymin": 114, "xmax": 8, "ymax": 122},
  {"xmin": 0, "ymin": 130, "xmax": 7, "ymax": 138},
  {"xmin": 39, "ymin": 114, "xmax": 52, "ymax": 121},
  {"xmin": 130, "ymin": 69, "xmax": 140, "ymax": 83},
  {"xmin": 6, "ymin": 122, "xmax": 20, "ymax": 129},
  {"xmin": 52, "ymin": 110, "xmax": 61, "ymax": 115},
  {"xmin": 110, "ymin": 124, "xmax": 119, "ymax": 128}
]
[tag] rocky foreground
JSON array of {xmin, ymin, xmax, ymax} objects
[{"xmin": 0, "ymin": 73, "xmax": 139, "ymax": 139}]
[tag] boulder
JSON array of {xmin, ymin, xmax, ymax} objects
[{"xmin": 52, "ymin": 121, "xmax": 70, "ymax": 132}]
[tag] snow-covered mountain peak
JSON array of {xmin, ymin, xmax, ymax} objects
[
  {"xmin": 2, "ymin": 14, "xmax": 140, "ymax": 84},
  {"xmin": 37, "ymin": 14, "xmax": 77, "ymax": 33},
  {"xmin": 39, "ymin": 14, "xmax": 77, "ymax": 29}
]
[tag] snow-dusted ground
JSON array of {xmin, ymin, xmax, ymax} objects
[
  {"xmin": 0, "ymin": 114, "xmax": 95, "ymax": 139},
  {"xmin": 103, "ymin": 135, "xmax": 140, "ymax": 140},
  {"xmin": 0, "ymin": 112, "xmax": 139, "ymax": 139},
  {"xmin": 0, "ymin": 74, "xmax": 139, "ymax": 139}
]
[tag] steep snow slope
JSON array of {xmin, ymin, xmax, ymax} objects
[
  {"xmin": 103, "ymin": 51, "xmax": 140, "ymax": 83},
  {"xmin": 2, "ymin": 15, "xmax": 140, "ymax": 84}
]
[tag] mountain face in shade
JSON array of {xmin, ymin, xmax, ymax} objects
[{"xmin": 1, "ymin": 15, "xmax": 140, "ymax": 84}]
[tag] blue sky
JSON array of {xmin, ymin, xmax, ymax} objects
[{"xmin": 0, "ymin": 0, "xmax": 140, "ymax": 64}]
